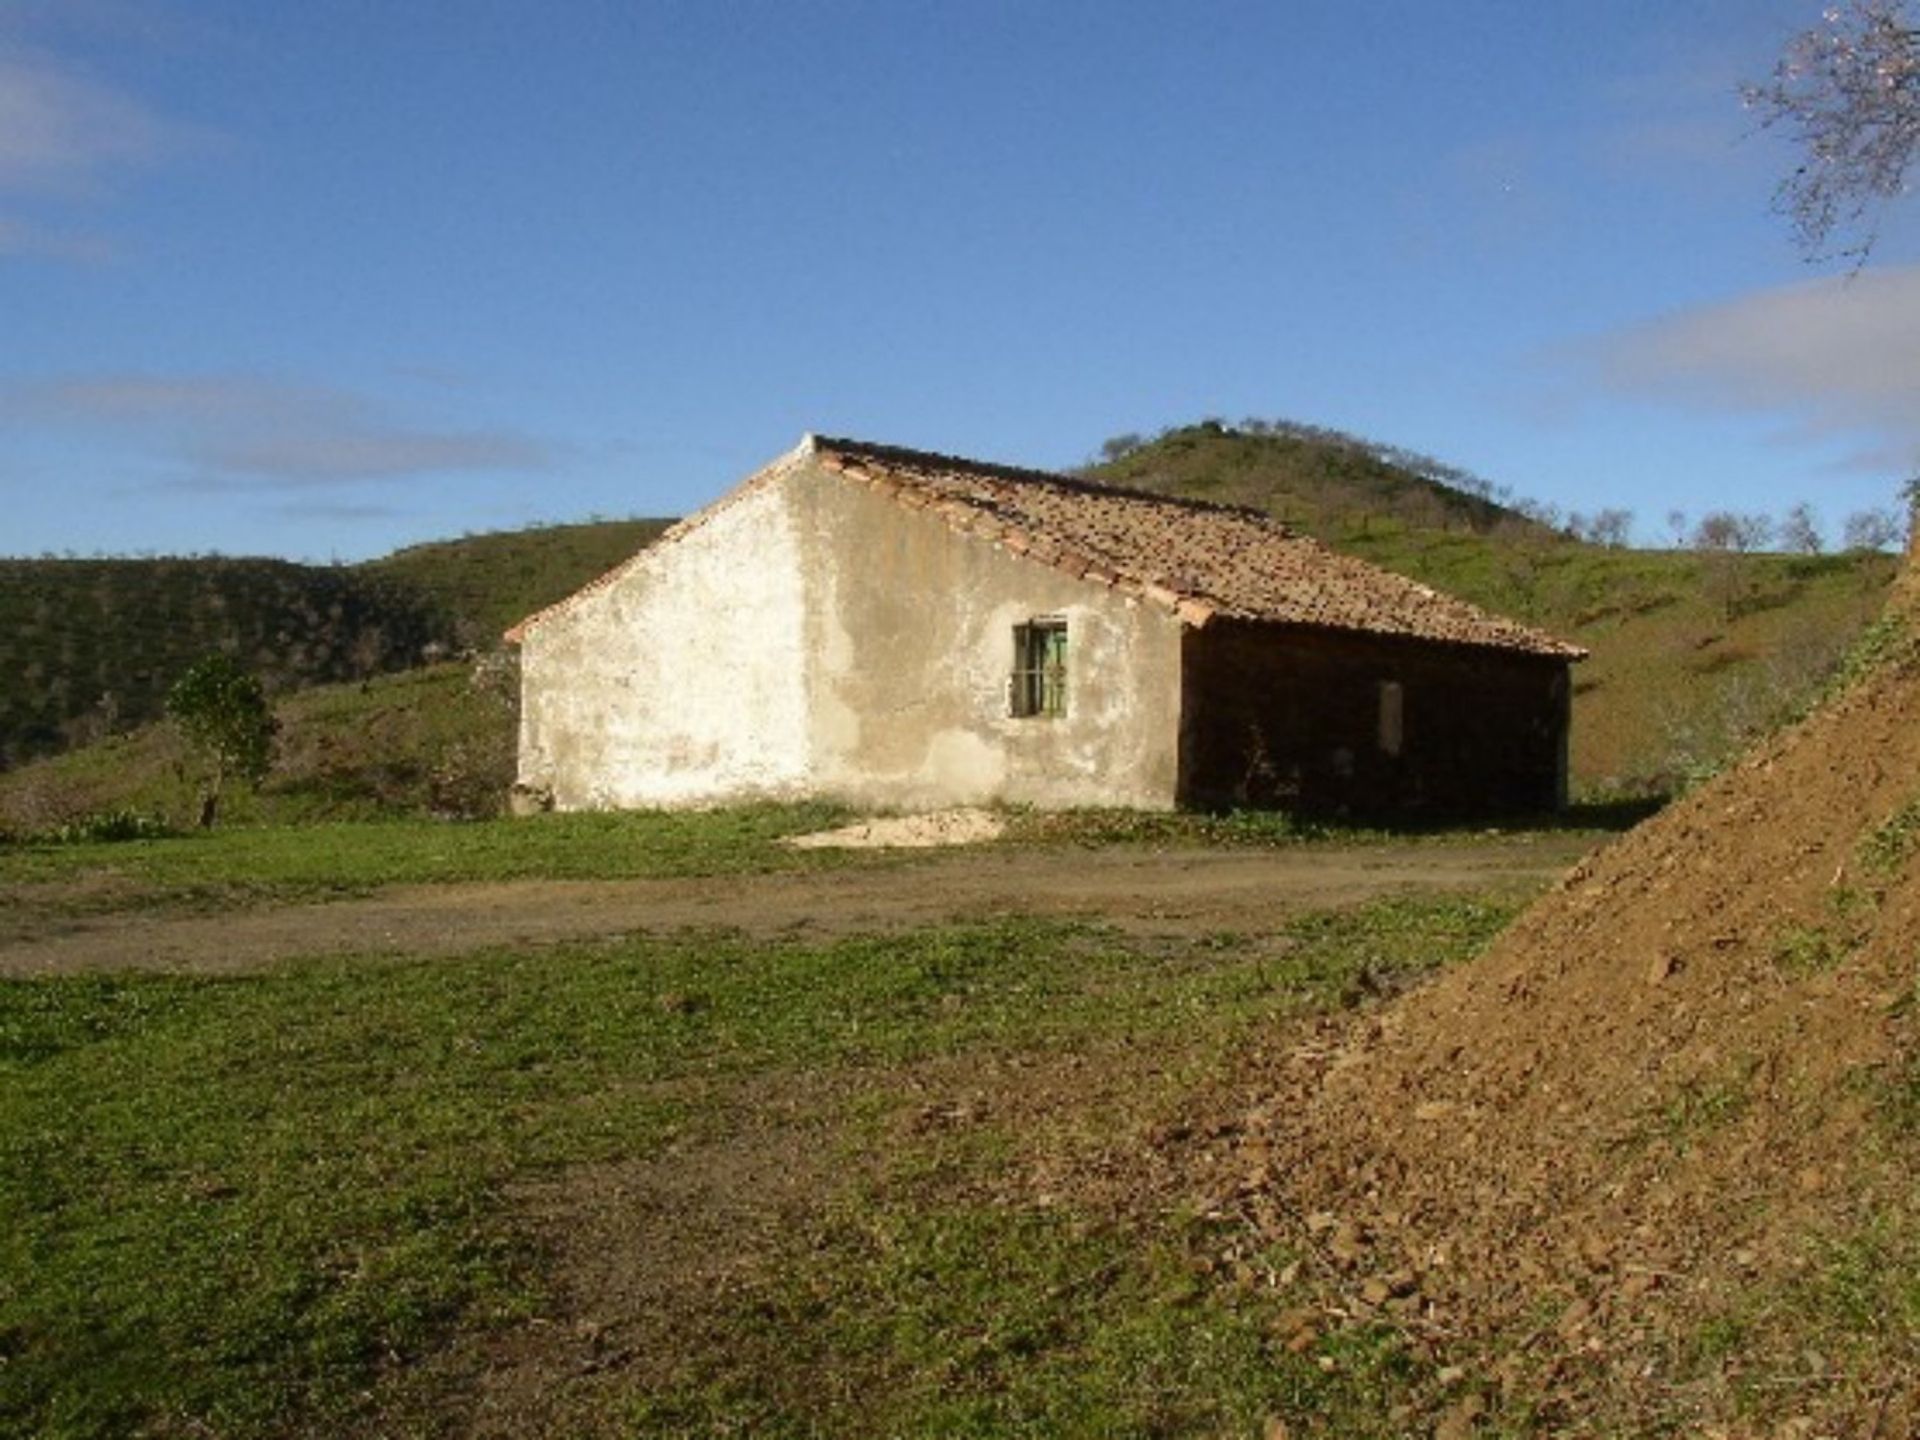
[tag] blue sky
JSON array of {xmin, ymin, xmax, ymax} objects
[{"xmin": 4, "ymin": 0, "xmax": 1917, "ymax": 560}]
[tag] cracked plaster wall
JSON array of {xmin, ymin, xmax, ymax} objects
[
  {"xmin": 516, "ymin": 476, "xmax": 811, "ymax": 809},
  {"xmin": 795, "ymin": 460, "xmax": 1183, "ymax": 809},
  {"xmin": 517, "ymin": 455, "xmax": 1184, "ymax": 811}
]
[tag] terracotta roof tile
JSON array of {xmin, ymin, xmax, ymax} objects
[{"xmin": 810, "ymin": 435, "xmax": 1585, "ymax": 660}]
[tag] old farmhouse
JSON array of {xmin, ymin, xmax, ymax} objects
[{"xmin": 507, "ymin": 435, "xmax": 1585, "ymax": 817}]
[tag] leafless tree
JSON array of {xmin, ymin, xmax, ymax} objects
[
  {"xmin": 1743, "ymin": 1, "xmax": 1920, "ymax": 260},
  {"xmin": 1693, "ymin": 510, "xmax": 1776, "ymax": 616},
  {"xmin": 1514, "ymin": 497, "xmax": 1566, "ymax": 533},
  {"xmin": 1779, "ymin": 501, "xmax": 1826, "ymax": 554},
  {"xmin": 1692, "ymin": 510, "xmax": 1775, "ymax": 554},
  {"xmin": 1844, "ymin": 504, "xmax": 1905, "ymax": 550},
  {"xmin": 1582, "ymin": 507, "xmax": 1635, "ymax": 548}
]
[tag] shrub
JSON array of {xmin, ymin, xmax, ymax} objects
[{"xmin": 43, "ymin": 809, "xmax": 175, "ymax": 844}]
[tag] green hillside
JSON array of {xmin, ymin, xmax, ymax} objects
[
  {"xmin": 362, "ymin": 517, "xmax": 673, "ymax": 648},
  {"xmin": 1090, "ymin": 418, "xmax": 1552, "ymax": 536},
  {"xmin": 0, "ymin": 558, "xmax": 453, "ymax": 772},
  {"xmin": 0, "ymin": 518, "xmax": 672, "ymax": 776},
  {"xmin": 0, "ymin": 661, "xmax": 519, "ymax": 832}
]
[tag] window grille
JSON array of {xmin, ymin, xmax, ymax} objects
[{"xmin": 1011, "ymin": 617, "xmax": 1068, "ymax": 718}]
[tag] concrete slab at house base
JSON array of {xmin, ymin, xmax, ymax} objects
[{"xmin": 508, "ymin": 435, "xmax": 1584, "ymax": 820}]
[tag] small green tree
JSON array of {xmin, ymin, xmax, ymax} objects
[{"xmin": 166, "ymin": 655, "xmax": 276, "ymax": 829}]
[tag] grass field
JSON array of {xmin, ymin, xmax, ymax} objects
[{"xmin": 0, "ymin": 819, "xmax": 1519, "ymax": 1438}]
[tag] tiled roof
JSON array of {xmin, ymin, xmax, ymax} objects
[
  {"xmin": 508, "ymin": 434, "xmax": 1585, "ymax": 660},
  {"xmin": 810, "ymin": 436, "xmax": 1585, "ymax": 659}
]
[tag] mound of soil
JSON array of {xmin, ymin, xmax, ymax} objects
[{"xmin": 1186, "ymin": 596, "xmax": 1920, "ymax": 1432}]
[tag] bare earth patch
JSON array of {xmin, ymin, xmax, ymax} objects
[{"xmin": 0, "ymin": 834, "xmax": 1597, "ymax": 976}]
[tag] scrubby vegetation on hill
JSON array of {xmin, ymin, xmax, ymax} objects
[
  {"xmin": 0, "ymin": 558, "xmax": 452, "ymax": 771},
  {"xmin": 362, "ymin": 517, "xmax": 672, "ymax": 650},
  {"xmin": 0, "ymin": 661, "xmax": 518, "ymax": 834},
  {"xmin": 0, "ymin": 518, "xmax": 669, "ymax": 782},
  {"xmin": 1090, "ymin": 417, "xmax": 1552, "ymax": 537}
]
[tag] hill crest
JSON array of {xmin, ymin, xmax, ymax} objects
[{"xmin": 1086, "ymin": 420, "xmax": 1554, "ymax": 538}]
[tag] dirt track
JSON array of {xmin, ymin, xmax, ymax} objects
[{"xmin": 0, "ymin": 835, "xmax": 1599, "ymax": 977}]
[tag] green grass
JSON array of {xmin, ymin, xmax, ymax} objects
[
  {"xmin": 631, "ymin": 1202, "xmax": 1420, "ymax": 1439},
  {"xmin": 1771, "ymin": 923, "xmax": 1847, "ymax": 976},
  {"xmin": 0, "ymin": 897, "xmax": 1513, "ymax": 1438},
  {"xmin": 0, "ymin": 805, "xmax": 857, "ymax": 924},
  {"xmin": 1622, "ymin": 1055, "xmax": 1760, "ymax": 1157},
  {"xmin": 1860, "ymin": 795, "xmax": 1920, "ymax": 876},
  {"xmin": 1006, "ymin": 801, "xmax": 1648, "ymax": 850},
  {"xmin": 1672, "ymin": 1217, "xmax": 1920, "ymax": 1428},
  {"xmin": 1005, "ymin": 805, "xmax": 1374, "ymax": 848}
]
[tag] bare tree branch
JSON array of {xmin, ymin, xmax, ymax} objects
[{"xmin": 1743, "ymin": 1, "xmax": 1920, "ymax": 261}]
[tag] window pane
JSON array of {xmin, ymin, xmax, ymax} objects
[{"xmin": 1011, "ymin": 617, "xmax": 1067, "ymax": 719}]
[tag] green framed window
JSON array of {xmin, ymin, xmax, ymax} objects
[{"xmin": 1010, "ymin": 617, "xmax": 1068, "ymax": 719}]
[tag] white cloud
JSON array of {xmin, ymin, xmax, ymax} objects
[
  {"xmin": 1591, "ymin": 265, "xmax": 1920, "ymax": 473},
  {"xmin": 4, "ymin": 373, "xmax": 557, "ymax": 488},
  {"xmin": 0, "ymin": 51, "xmax": 174, "ymax": 191},
  {"xmin": 0, "ymin": 44, "xmax": 214, "ymax": 264}
]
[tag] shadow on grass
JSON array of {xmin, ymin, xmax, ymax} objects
[{"xmin": 1536, "ymin": 794, "xmax": 1669, "ymax": 832}]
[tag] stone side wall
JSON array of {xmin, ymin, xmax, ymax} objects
[
  {"xmin": 794, "ymin": 461, "xmax": 1185, "ymax": 810},
  {"xmin": 1179, "ymin": 621, "xmax": 1571, "ymax": 818},
  {"xmin": 516, "ymin": 476, "xmax": 812, "ymax": 809}
]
